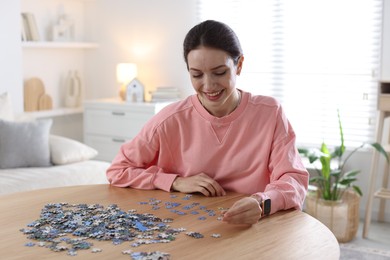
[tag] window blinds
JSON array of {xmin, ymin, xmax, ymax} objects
[{"xmin": 197, "ymin": 0, "xmax": 383, "ymax": 148}]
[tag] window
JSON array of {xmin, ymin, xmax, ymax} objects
[{"xmin": 197, "ymin": 0, "xmax": 383, "ymax": 148}]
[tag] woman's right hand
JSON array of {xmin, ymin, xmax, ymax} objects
[{"xmin": 171, "ymin": 173, "xmax": 226, "ymax": 197}]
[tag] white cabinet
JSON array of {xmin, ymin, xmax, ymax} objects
[
  {"xmin": 21, "ymin": 0, "xmax": 97, "ymax": 117},
  {"xmin": 84, "ymin": 99, "xmax": 169, "ymax": 162}
]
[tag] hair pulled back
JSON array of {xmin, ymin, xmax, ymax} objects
[{"xmin": 183, "ymin": 20, "xmax": 243, "ymax": 70}]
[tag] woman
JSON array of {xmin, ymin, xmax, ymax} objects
[{"xmin": 106, "ymin": 20, "xmax": 309, "ymax": 225}]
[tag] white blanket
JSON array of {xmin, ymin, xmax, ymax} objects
[{"xmin": 0, "ymin": 160, "xmax": 110, "ymax": 196}]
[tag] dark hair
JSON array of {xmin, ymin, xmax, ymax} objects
[{"xmin": 183, "ymin": 20, "xmax": 243, "ymax": 70}]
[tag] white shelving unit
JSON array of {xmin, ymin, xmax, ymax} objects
[
  {"xmin": 22, "ymin": 107, "xmax": 83, "ymax": 119},
  {"xmin": 22, "ymin": 42, "xmax": 98, "ymax": 49},
  {"xmin": 21, "ymin": 0, "xmax": 97, "ymax": 118}
]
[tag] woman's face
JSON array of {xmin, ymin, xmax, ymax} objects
[{"xmin": 187, "ymin": 46, "xmax": 243, "ymax": 117}]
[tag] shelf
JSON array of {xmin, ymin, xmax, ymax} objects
[
  {"xmin": 21, "ymin": 41, "xmax": 98, "ymax": 49},
  {"xmin": 19, "ymin": 107, "xmax": 83, "ymax": 119},
  {"xmin": 374, "ymin": 188, "xmax": 390, "ymax": 199}
]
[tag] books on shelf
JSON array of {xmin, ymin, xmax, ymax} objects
[
  {"xmin": 21, "ymin": 15, "xmax": 27, "ymax": 41},
  {"xmin": 150, "ymin": 86, "xmax": 181, "ymax": 102},
  {"xmin": 21, "ymin": 12, "xmax": 40, "ymax": 41}
]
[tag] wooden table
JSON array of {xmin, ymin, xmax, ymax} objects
[{"xmin": 0, "ymin": 185, "xmax": 340, "ymax": 259}]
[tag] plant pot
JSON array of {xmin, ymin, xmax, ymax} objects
[{"xmin": 305, "ymin": 189, "xmax": 360, "ymax": 243}]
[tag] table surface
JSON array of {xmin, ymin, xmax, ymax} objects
[{"xmin": 0, "ymin": 185, "xmax": 340, "ymax": 259}]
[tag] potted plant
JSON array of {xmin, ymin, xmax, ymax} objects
[{"xmin": 299, "ymin": 110, "xmax": 388, "ymax": 242}]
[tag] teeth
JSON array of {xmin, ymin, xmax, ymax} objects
[{"xmin": 206, "ymin": 90, "xmax": 222, "ymax": 97}]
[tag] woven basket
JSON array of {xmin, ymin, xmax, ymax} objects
[{"xmin": 305, "ymin": 189, "xmax": 360, "ymax": 243}]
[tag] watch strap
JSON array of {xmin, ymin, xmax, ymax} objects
[{"xmin": 251, "ymin": 194, "xmax": 271, "ymax": 217}]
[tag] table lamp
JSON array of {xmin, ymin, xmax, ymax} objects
[{"xmin": 116, "ymin": 63, "xmax": 137, "ymax": 100}]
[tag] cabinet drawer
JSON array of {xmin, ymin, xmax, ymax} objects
[
  {"xmin": 83, "ymin": 100, "xmax": 170, "ymax": 162},
  {"xmin": 84, "ymin": 108, "xmax": 153, "ymax": 137},
  {"xmin": 85, "ymin": 134, "xmax": 130, "ymax": 162}
]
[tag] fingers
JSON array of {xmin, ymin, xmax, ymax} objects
[
  {"xmin": 223, "ymin": 197, "xmax": 262, "ymax": 225},
  {"xmin": 197, "ymin": 173, "xmax": 226, "ymax": 197},
  {"xmin": 171, "ymin": 173, "xmax": 226, "ymax": 197}
]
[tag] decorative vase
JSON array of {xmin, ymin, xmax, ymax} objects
[
  {"xmin": 65, "ymin": 70, "xmax": 81, "ymax": 108},
  {"xmin": 305, "ymin": 189, "xmax": 360, "ymax": 243}
]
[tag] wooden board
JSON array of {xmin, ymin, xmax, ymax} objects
[
  {"xmin": 24, "ymin": 77, "xmax": 45, "ymax": 111},
  {"xmin": 38, "ymin": 94, "xmax": 53, "ymax": 111}
]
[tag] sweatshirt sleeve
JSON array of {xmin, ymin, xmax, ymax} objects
[
  {"xmin": 253, "ymin": 107, "xmax": 309, "ymax": 215},
  {"xmin": 106, "ymin": 126, "xmax": 178, "ymax": 192}
]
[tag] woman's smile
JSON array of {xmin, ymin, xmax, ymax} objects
[{"xmin": 204, "ymin": 89, "xmax": 224, "ymax": 101}]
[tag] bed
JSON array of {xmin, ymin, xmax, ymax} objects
[
  {"xmin": 0, "ymin": 92, "xmax": 112, "ymax": 196},
  {"xmin": 0, "ymin": 160, "xmax": 109, "ymax": 196}
]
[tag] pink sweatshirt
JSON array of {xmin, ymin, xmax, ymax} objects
[{"xmin": 107, "ymin": 90, "xmax": 309, "ymax": 214}]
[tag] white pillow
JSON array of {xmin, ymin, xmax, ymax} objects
[
  {"xmin": 0, "ymin": 92, "xmax": 14, "ymax": 121},
  {"xmin": 50, "ymin": 135, "xmax": 98, "ymax": 165}
]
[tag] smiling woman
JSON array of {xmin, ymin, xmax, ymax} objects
[{"xmin": 106, "ymin": 20, "xmax": 309, "ymax": 226}]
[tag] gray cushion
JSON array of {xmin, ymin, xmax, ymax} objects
[{"xmin": 0, "ymin": 119, "xmax": 52, "ymax": 169}]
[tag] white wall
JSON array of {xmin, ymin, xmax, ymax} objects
[
  {"xmin": 84, "ymin": 0, "xmax": 197, "ymax": 101},
  {"xmin": 0, "ymin": 1, "xmax": 23, "ymax": 112}
]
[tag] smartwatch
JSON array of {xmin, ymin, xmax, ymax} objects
[
  {"xmin": 261, "ymin": 197, "xmax": 271, "ymax": 216},
  {"xmin": 251, "ymin": 194, "xmax": 271, "ymax": 217}
]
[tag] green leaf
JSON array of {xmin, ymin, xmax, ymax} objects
[
  {"xmin": 333, "ymin": 146, "xmax": 344, "ymax": 158},
  {"xmin": 339, "ymin": 178, "xmax": 357, "ymax": 185},
  {"xmin": 352, "ymin": 185, "xmax": 363, "ymax": 196},
  {"xmin": 370, "ymin": 142, "xmax": 389, "ymax": 163},
  {"xmin": 330, "ymin": 169, "xmax": 342, "ymax": 177},
  {"xmin": 308, "ymin": 154, "xmax": 319, "ymax": 164},
  {"xmin": 343, "ymin": 170, "xmax": 360, "ymax": 178},
  {"xmin": 337, "ymin": 109, "xmax": 345, "ymax": 156},
  {"xmin": 319, "ymin": 143, "xmax": 331, "ymax": 179},
  {"xmin": 298, "ymin": 148, "xmax": 308, "ymax": 154}
]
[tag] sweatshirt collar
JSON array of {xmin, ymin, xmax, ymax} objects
[{"xmin": 191, "ymin": 89, "xmax": 249, "ymax": 124}]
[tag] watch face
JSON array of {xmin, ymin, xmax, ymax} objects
[{"xmin": 263, "ymin": 199, "xmax": 271, "ymax": 215}]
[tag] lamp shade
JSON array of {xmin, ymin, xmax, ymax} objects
[{"xmin": 116, "ymin": 63, "xmax": 137, "ymax": 84}]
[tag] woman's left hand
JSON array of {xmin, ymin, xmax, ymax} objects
[{"xmin": 222, "ymin": 197, "xmax": 262, "ymax": 225}]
